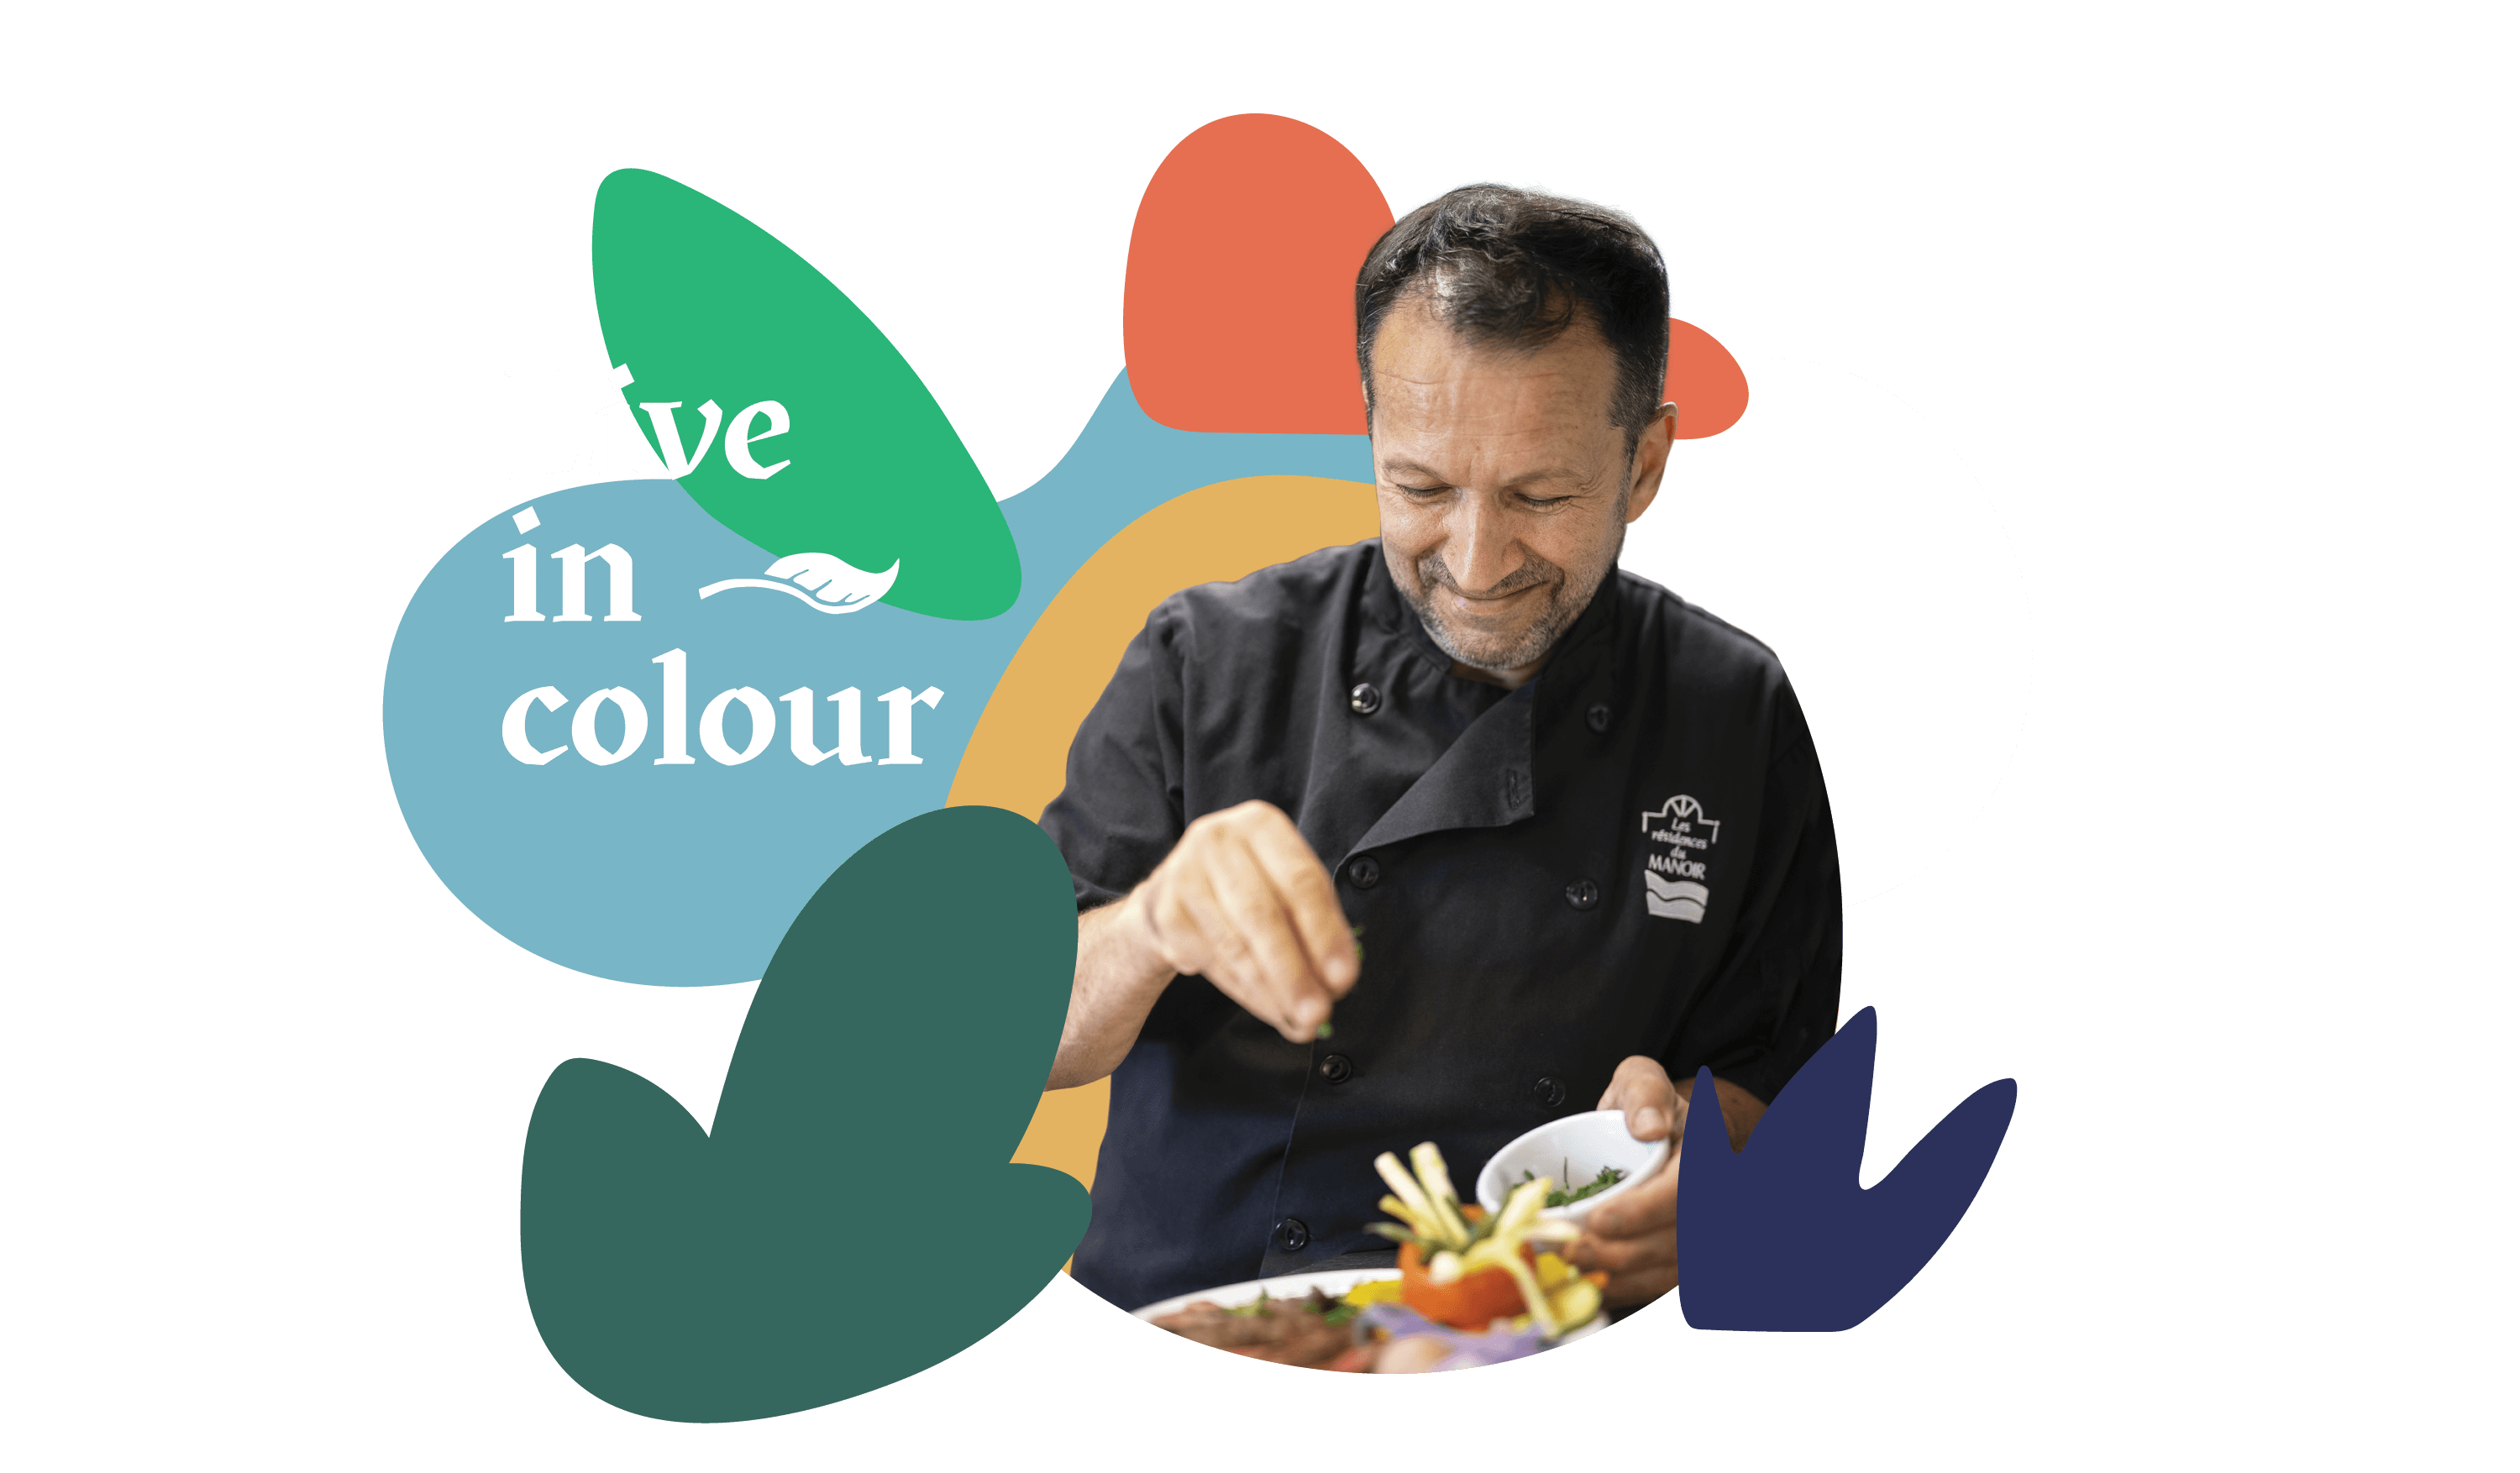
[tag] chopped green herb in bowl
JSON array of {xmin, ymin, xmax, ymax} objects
[{"xmin": 1515, "ymin": 1163, "xmax": 1628, "ymax": 1208}]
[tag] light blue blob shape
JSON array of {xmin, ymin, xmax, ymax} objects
[{"xmin": 385, "ymin": 371, "xmax": 1372, "ymax": 986}]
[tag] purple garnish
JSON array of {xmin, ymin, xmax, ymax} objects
[{"xmin": 1355, "ymin": 1303, "xmax": 1548, "ymax": 1371}]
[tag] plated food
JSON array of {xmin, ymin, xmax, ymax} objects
[
  {"xmin": 1368, "ymin": 1142, "xmax": 1604, "ymax": 1336},
  {"xmin": 1137, "ymin": 1142, "xmax": 1611, "ymax": 1373},
  {"xmin": 1148, "ymin": 1285, "xmax": 1364, "ymax": 1371}
]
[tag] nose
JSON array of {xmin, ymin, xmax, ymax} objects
[{"xmin": 1442, "ymin": 496, "xmax": 1524, "ymax": 594}]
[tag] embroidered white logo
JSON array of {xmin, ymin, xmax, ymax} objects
[{"xmin": 1641, "ymin": 794, "xmax": 1719, "ymax": 922}]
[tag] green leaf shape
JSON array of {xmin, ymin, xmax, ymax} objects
[
  {"xmin": 521, "ymin": 806, "xmax": 1089, "ymax": 1422},
  {"xmin": 593, "ymin": 168, "xmax": 1021, "ymax": 620}
]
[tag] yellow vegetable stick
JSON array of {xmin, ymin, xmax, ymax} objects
[
  {"xmin": 1401, "ymin": 1143, "xmax": 1472, "ymax": 1249},
  {"xmin": 1374, "ymin": 1152, "xmax": 1441, "ymax": 1228},
  {"xmin": 1425, "ymin": 1194, "xmax": 1472, "ymax": 1249},
  {"xmin": 1496, "ymin": 1176, "xmax": 1554, "ymax": 1237},
  {"xmin": 1409, "ymin": 1143, "xmax": 1476, "ymax": 1248},
  {"xmin": 1459, "ymin": 1230, "xmax": 1559, "ymax": 1339},
  {"xmin": 1378, "ymin": 1193, "xmax": 1435, "ymax": 1239},
  {"xmin": 1410, "ymin": 1142, "xmax": 1462, "ymax": 1206}
]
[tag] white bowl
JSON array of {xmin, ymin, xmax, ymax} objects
[{"xmin": 1474, "ymin": 1109, "xmax": 1672, "ymax": 1226}]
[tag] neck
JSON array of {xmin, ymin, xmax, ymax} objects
[{"xmin": 1451, "ymin": 652, "xmax": 1550, "ymax": 691}]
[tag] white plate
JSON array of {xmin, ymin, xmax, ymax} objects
[{"xmin": 1131, "ymin": 1266, "xmax": 1608, "ymax": 1344}]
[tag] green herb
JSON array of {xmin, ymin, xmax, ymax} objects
[
  {"xmin": 1516, "ymin": 1164, "xmax": 1627, "ymax": 1208},
  {"xmin": 1227, "ymin": 1290, "xmax": 1357, "ymax": 1325}
]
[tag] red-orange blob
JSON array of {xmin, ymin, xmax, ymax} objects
[
  {"xmin": 1667, "ymin": 317, "xmax": 1750, "ymax": 438},
  {"xmin": 1123, "ymin": 114, "xmax": 1394, "ymax": 434},
  {"xmin": 1125, "ymin": 114, "xmax": 1751, "ymax": 442}
]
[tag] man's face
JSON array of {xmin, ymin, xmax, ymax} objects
[{"xmin": 1368, "ymin": 296, "xmax": 1676, "ymax": 684}]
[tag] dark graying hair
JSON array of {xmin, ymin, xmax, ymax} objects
[{"xmin": 1355, "ymin": 185, "xmax": 1670, "ymax": 452}]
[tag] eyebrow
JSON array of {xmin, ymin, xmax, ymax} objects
[{"xmin": 1378, "ymin": 458, "xmax": 1588, "ymax": 490}]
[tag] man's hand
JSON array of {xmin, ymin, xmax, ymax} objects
[
  {"xmin": 1566, "ymin": 1056, "xmax": 1685, "ymax": 1305},
  {"xmin": 1566, "ymin": 1056, "xmax": 1769, "ymax": 1307},
  {"xmin": 1129, "ymin": 799, "xmax": 1359, "ymax": 1044}
]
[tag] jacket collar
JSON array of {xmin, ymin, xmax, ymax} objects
[{"xmin": 1341, "ymin": 549, "xmax": 1627, "ymax": 861}]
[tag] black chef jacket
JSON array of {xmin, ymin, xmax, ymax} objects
[{"xmin": 1040, "ymin": 540, "xmax": 1840, "ymax": 1313}]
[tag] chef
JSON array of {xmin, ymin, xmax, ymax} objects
[{"xmin": 1040, "ymin": 184, "xmax": 1841, "ymax": 1315}]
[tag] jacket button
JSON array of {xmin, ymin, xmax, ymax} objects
[
  {"xmin": 1350, "ymin": 683, "xmax": 1383, "ymax": 716},
  {"xmin": 1587, "ymin": 702, "xmax": 1613, "ymax": 733},
  {"xmin": 1319, "ymin": 1052, "xmax": 1354, "ymax": 1084},
  {"xmin": 1347, "ymin": 854, "xmax": 1382, "ymax": 889},
  {"xmin": 1535, "ymin": 1077, "xmax": 1567, "ymax": 1109},
  {"xmin": 1276, "ymin": 1217, "xmax": 1311, "ymax": 1252},
  {"xmin": 1565, "ymin": 878, "xmax": 1600, "ymax": 910}
]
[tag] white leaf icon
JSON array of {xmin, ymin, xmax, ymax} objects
[{"xmin": 697, "ymin": 553, "xmax": 900, "ymax": 615}]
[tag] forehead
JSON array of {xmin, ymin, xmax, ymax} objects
[{"xmin": 1368, "ymin": 297, "xmax": 1623, "ymax": 464}]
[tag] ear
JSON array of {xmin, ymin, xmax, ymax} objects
[{"xmin": 1625, "ymin": 402, "xmax": 1680, "ymax": 522}]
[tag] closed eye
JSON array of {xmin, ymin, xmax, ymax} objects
[{"xmin": 1385, "ymin": 482, "xmax": 1579, "ymax": 508}]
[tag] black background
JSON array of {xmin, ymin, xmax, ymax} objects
[{"xmin": 365, "ymin": 106, "xmax": 2097, "ymax": 1440}]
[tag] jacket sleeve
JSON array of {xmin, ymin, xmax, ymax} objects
[
  {"xmin": 1037, "ymin": 601, "xmax": 1191, "ymax": 910},
  {"xmin": 1661, "ymin": 679, "xmax": 1844, "ymax": 1104}
]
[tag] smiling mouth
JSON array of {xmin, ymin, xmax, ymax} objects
[
  {"xmin": 1462, "ymin": 584, "xmax": 1532, "ymax": 611},
  {"xmin": 1442, "ymin": 581, "xmax": 1546, "ymax": 611},
  {"xmin": 1414, "ymin": 552, "xmax": 1562, "ymax": 620}
]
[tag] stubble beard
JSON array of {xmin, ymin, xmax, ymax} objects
[{"xmin": 1399, "ymin": 517, "xmax": 1625, "ymax": 677}]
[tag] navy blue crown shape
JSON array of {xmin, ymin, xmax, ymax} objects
[{"xmin": 1674, "ymin": 1008, "xmax": 2017, "ymax": 1330}]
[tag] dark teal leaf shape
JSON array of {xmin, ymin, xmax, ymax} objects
[{"xmin": 521, "ymin": 806, "xmax": 1089, "ymax": 1421}]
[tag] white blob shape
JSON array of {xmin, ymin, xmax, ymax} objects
[
  {"xmin": 763, "ymin": 553, "xmax": 902, "ymax": 611},
  {"xmin": 511, "ymin": 506, "xmax": 540, "ymax": 533},
  {"xmin": 610, "ymin": 362, "xmax": 635, "ymax": 389},
  {"xmin": 1623, "ymin": 359, "xmax": 2036, "ymax": 901}
]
